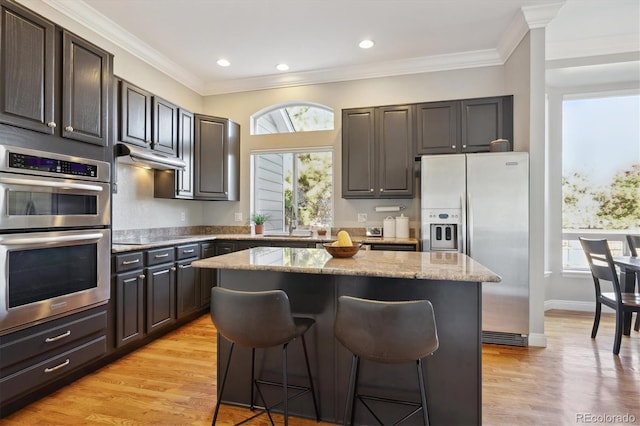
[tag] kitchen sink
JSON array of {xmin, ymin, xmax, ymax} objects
[{"xmin": 263, "ymin": 231, "xmax": 313, "ymax": 238}]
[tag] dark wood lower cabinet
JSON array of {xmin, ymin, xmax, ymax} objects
[
  {"xmin": 145, "ymin": 263, "xmax": 176, "ymax": 333},
  {"xmin": 115, "ymin": 269, "xmax": 145, "ymax": 348}
]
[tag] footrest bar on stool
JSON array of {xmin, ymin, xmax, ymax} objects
[{"xmin": 357, "ymin": 394, "xmax": 424, "ymax": 426}]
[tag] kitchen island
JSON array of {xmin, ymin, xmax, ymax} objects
[{"xmin": 193, "ymin": 247, "xmax": 500, "ymax": 425}]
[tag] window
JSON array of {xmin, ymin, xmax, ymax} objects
[
  {"xmin": 562, "ymin": 92, "xmax": 640, "ymax": 269},
  {"xmin": 251, "ymin": 102, "xmax": 334, "ymax": 135},
  {"xmin": 251, "ymin": 150, "xmax": 333, "ymax": 232}
]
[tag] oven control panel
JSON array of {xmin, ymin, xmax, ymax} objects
[{"xmin": 9, "ymin": 152, "xmax": 98, "ymax": 178}]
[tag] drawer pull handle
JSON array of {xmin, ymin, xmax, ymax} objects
[
  {"xmin": 182, "ymin": 249, "xmax": 195, "ymax": 254},
  {"xmin": 155, "ymin": 253, "xmax": 169, "ymax": 258},
  {"xmin": 122, "ymin": 259, "xmax": 140, "ymax": 265},
  {"xmin": 45, "ymin": 330, "xmax": 71, "ymax": 343},
  {"xmin": 45, "ymin": 359, "xmax": 70, "ymax": 373}
]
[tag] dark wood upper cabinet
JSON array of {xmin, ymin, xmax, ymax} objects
[
  {"xmin": 0, "ymin": 1, "xmax": 110, "ymax": 148},
  {"xmin": 342, "ymin": 105, "xmax": 414, "ymax": 199},
  {"xmin": 119, "ymin": 80, "xmax": 152, "ymax": 148},
  {"xmin": 416, "ymin": 96, "xmax": 513, "ymax": 155},
  {"xmin": 416, "ymin": 101, "xmax": 459, "ymax": 155},
  {"xmin": 151, "ymin": 96, "xmax": 178, "ymax": 156},
  {"xmin": 62, "ymin": 31, "xmax": 110, "ymax": 146},
  {"xmin": 154, "ymin": 108, "xmax": 194, "ymax": 199},
  {"xmin": 194, "ymin": 114, "xmax": 240, "ymax": 201},
  {"xmin": 0, "ymin": 1, "xmax": 55, "ymax": 134}
]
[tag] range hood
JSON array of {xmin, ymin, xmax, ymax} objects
[{"xmin": 115, "ymin": 143, "xmax": 186, "ymax": 171}]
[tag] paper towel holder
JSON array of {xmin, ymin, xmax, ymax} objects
[{"xmin": 374, "ymin": 205, "xmax": 405, "ymax": 213}]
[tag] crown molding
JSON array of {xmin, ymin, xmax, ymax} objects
[
  {"xmin": 547, "ymin": 34, "xmax": 640, "ymax": 61},
  {"xmin": 39, "ymin": 0, "xmax": 205, "ymax": 93},
  {"xmin": 202, "ymin": 49, "xmax": 503, "ymax": 95}
]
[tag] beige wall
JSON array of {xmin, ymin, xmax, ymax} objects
[{"xmin": 201, "ymin": 66, "xmax": 512, "ymax": 229}]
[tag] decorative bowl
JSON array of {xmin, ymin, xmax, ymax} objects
[{"xmin": 323, "ymin": 242, "xmax": 362, "ymax": 258}]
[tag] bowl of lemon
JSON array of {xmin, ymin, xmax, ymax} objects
[{"xmin": 323, "ymin": 231, "xmax": 361, "ymax": 258}]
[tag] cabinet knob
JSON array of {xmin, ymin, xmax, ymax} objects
[
  {"xmin": 178, "ymin": 265, "xmax": 185, "ymax": 269},
  {"xmin": 171, "ymin": 267, "xmax": 176, "ymax": 271},
  {"xmin": 451, "ymin": 145, "xmax": 456, "ymax": 149},
  {"xmin": 462, "ymin": 144, "xmax": 467, "ymax": 149},
  {"xmin": 224, "ymin": 191, "xmax": 228, "ymax": 195},
  {"xmin": 47, "ymin": 121, "xmax": 57, "ymax": 128},
  {"xmin": 370, "ymin": 188, "xmax": 374, "ymax": 192},
  {"xmin": 139, "ymin": 274, "xmax": 146, "ymax": 279},
  {"xmin": 65, "ymin": 125, "xmax": 74, "ymax": 132},
  {"xmin": 380, "ymin": 188, "xmax": 384, "ymax": 192}
]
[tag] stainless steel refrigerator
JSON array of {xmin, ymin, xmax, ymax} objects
[{"xmin": 421, "ymin": 152, "xmax": 529, "ymax": 345}]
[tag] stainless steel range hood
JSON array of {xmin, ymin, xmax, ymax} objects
[{"xmin": 115, "ymin": 143, "xmax": 186, "ymax": 170}]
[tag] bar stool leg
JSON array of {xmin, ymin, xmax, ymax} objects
[
  {"xmin": 212, "ymin": 343, "xmax": 235, "ymax": 426},
  {"xmin": 301, "ymin": 334, "xmax": 320, "ymax": 421},
  {"xmin": 282, "ymin": 343, "xmax": 289, "ymax": 426},
  {"xmin": 250, "ymin": 348, "xmax": 256, "ymax": 410},
  {"xmin": 417, "ymin": 359, "xmax": 430, "ymax": 426},
  {"xmin": 343, "ymin": 354, "xmax": 360, "ymax": 426}
]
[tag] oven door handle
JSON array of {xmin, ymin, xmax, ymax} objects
[
  {"xmin": 0, "ymin": 176, "xmax": 104, "ymax": 192},
  {"xmin": 0, "ymin": 232, "xmax": 105, "ymax": 245}
]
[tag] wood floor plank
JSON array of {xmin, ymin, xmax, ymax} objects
[{"xmin": 2, "ymin": 310, "xmax": 638, "ymax": 425}]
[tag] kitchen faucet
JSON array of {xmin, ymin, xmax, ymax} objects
[{"xmin": 287, "ymin": 209, "xmax": 297, "ymax": 235}]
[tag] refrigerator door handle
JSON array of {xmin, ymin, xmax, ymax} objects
[
  {"xmin": 467, "ymin": 192, "xmax": 473, "ymax": 257},
  {"xmin": 460, "ymin": 193, "xmax": 467, "ymax": 254}
]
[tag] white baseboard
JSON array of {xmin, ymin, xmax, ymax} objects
[
  {"xmin": 527, "ymin": 333, "xmax": 547, "ymax": 347},
  {"xmin": 544, "ymin": 299, "xmax": 614, "ymax": 313}
]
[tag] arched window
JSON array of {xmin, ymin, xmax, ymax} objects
[{"xmin": 251, "ymin": 102, "xmax": 334, "ymax": 135}]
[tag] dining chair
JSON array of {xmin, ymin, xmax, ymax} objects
[
  {"xmin": 579, "ymin": 237, "xmax": 640, "ymax": 355},
  {"xmin": 209, "ymin": 287, "xmax": 320, "ymax": 425},
  {"xmin": 625, "ymin": 234, "xmax": 640, "ymax": 331}
]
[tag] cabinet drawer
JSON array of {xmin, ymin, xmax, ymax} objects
[
  {"xmin": 0, "ymin": 336, "xmax": 106, "ymax": 402},
  {"xmin": 114, "ymin": 252, "xmax": 144, "ymax": 273},
  {"xmin": 176, "ymin": 244, "xmax": 199, "ymax": 260},
  {"xmin": 0, "ymin": 310, "xmax": 107, "ymax": 370},
  {"xmin": 146, "ymin": 247, "xmax": 175, "ymax": 266}
]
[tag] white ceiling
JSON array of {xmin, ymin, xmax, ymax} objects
[{"xmin": 39, "ymin": 0, "xmax": 640, "ymax": 95}]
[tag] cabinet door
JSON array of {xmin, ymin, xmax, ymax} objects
[
  {"xmin": 61, "ymin": 31, "xmax": 109, "ymax": 146},
  {"xmin": 199, "ymin": 242, "xmax": 216, "ymax": 308},
  {"xmin": 152, "ymin": 96, "xmax": 178, "ymax": 156},
  {"xmin": 177, "ymin": 108, "xmax": 194, "ymax": 197},
  {"xmin": 194, "ymin": 115, "xmax": 240, "ymax": 201},
  {"xmin": 145, "ymin": 263, "xmax": 176, "ymax": 333},
  {"xmin": 115, "ymin": 270, "xmax": 145, "ymax": 348},
  {"xmin": 0, "ymin": 2, "xmax": 55, "ymax": 134},
  {"xmin": 461, "ymin": 96, "xmax": 512, "ymax": 153},
  {"xmin": 176, "ymin": 258, "xmax": 199, "ymax": 318},
  {"xmin": 342, "ymin": 108, "xmax": 375, "ymax": 198},
  {"xmin": 377, "ymin": 105, "xmax": 414, "ymax": 197},
  {"xmin": 416, "ymin": 101, "xmax": 459, "ymax": 155},
  {"xmin": 120, "ymin": 80, "xmax": 152, "ymax": 147}
]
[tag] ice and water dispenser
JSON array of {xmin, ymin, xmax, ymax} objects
[{"xmin": 423, "ymin": 209, "xmax": 461, "ymax": 251}]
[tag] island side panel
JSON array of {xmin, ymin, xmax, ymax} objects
[
  {"xmin": 216, "ymin": 269, "xmax": 338, "ymax": 422},
  {"xmin": 335, "ymin": 275, "xmax": 482, "ymax": 426}
]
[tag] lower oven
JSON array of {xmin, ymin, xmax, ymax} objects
[
  {"xmin": 0, "ymin": 145, "xmax": 111, "ymax": 335},
  {"xmin": 0, "ymin": 228, "xmax": 110, "ymax": 334}
]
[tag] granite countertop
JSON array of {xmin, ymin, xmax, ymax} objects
[
  {"xmin": 111, "ymin": 233, "xmax": 419, "ymax": 253},
  {"xmin": 191, "ymin": 246, "xmax": 501, "ymax": 283}
]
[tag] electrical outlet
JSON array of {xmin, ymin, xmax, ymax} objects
[
  {"xmin": 180, "ymin": 211, "xmax": 186, "ymax": 222},
  {"xmin": 357, "ymin": 213, "xmax": 367, "ymax": 223},
  {"xmin": 234, "ymin": 212, "xmax": 243, "ymax": 222}
]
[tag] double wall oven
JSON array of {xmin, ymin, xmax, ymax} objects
[{"xmin": 0, "ymin": 145, "xmax": 111, "ymax": 334}]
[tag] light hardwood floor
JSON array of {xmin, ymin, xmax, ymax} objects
[{"xmin": 3, "ymin": 310, "xmax": 639, "ymax": 425}]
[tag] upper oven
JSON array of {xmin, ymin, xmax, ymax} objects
[{"xmin": 0, "ymin": 145, "xmax": 110, "ymax": 231}]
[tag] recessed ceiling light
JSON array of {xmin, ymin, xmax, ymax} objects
[
  {"xmin": 359, "ymin": 39, "xmax": 375, "ymax": 49},
  {"xmin": 276, "ymin": 63, "xmax": 289, "ymax": 71},
  {"xmin": 217, "ymin": 59, "xmax": 230, "ymax": 67}
]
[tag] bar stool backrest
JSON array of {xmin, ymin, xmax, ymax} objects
[
  {"xmin": 335, "ymin": 296, "xmax": 439, "ymax": 364},
  {"xmin": 211, "ymin": 287, "xmax": 298, "ymax": 348}
]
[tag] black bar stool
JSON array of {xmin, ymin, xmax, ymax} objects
[
  {"xmin": 210, "ymin": 287, "xmax": 320, "ymax": 425},
  {"xmin": 335, "ymin": 295, "xmax": 439, "ymax": 426}
]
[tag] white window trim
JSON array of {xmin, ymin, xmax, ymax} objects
[{"xmin": 250, "ymin": 101, "xmax": 334, "ymax": 135}]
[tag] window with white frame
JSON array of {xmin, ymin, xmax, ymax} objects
[
  {"xmin": 562, "ymin": 92, "xmax": 640, "ymax": 270},
  {"xmin": 251, "ymin": 150, "xmax": 333, "ymax": 232},
  {"xmin": 251, "ymin": 102, "xmax": 334, "ymax": 135}
]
